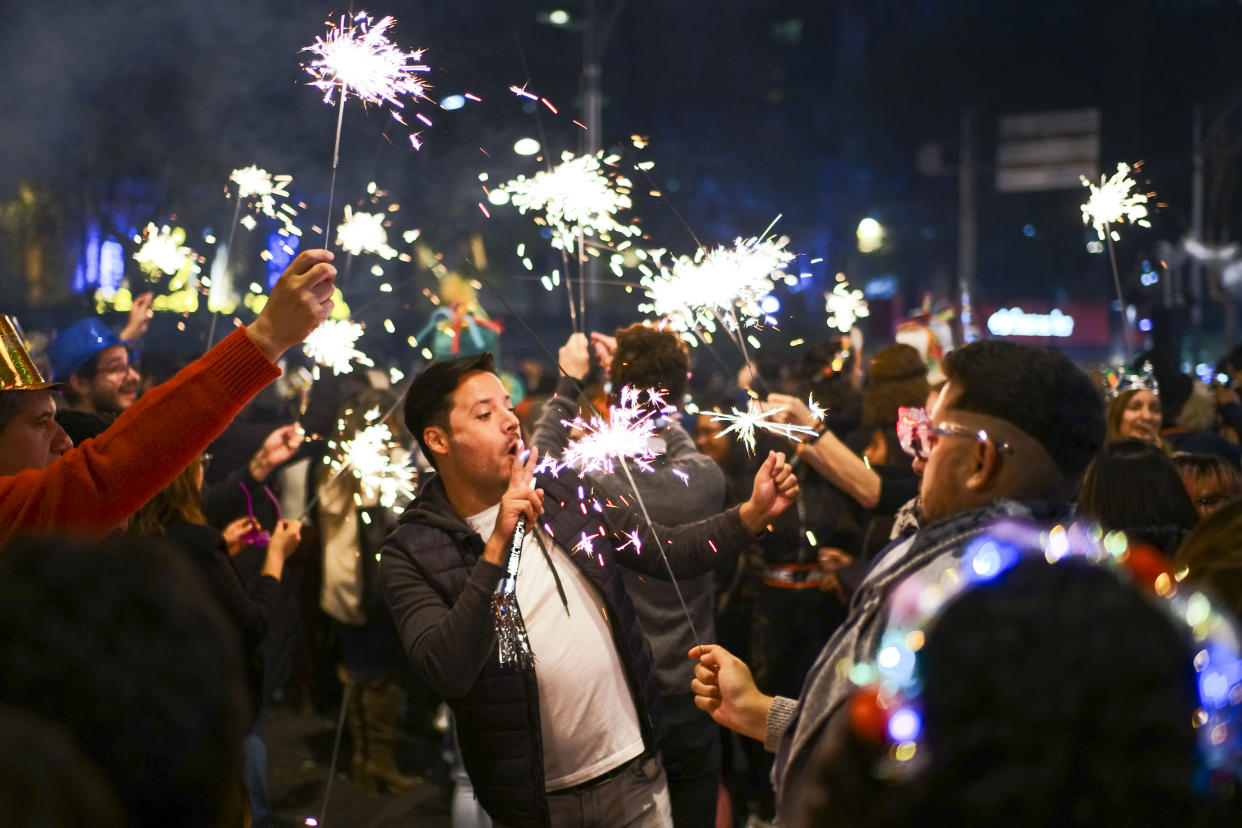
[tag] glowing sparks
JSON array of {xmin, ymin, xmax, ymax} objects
[
  {"xmin": 228, "ymin": 166, "xmax": 300, "ymax": 236},
  {"xmin": 302, "ymin": 319, "xmax": 374, "ymax": 375},
  {"xmin": 710, "ymin": 403, "xmax": 820, "ymax": 455},
  {"xmin": 1081, "ymin": 162, "xmax": 1152, "ymax": 241},
  {"xmin": 618, "ymin": 529, "xmax": 643, "ymax": 555},
  {"xmin": 639, "ymin": 236, "xmax": 795, "ymax": 338},
  {"xmin": 302, "ymin": 11, "xmax": 431, "ymax": 144},
  {"xmin": 559, "ymin": 387, "xmax": 671, "ymax": 475},
  {"xmin": 807, "ymin": 394, "xmax": 826, "ymax": 424},
  {"xmin": 133, "ymin": 223, "xmax": 199, "ymax": 281},
  {"xmin": 500, "ymin": 150, "xmax": 640, "ymax": 249},
  {"xmin": 572, "ymin": 532, "xmax": 597, "ymax": 556},
  {"xmin": 825, "ymin": 275, "xmax": 869, "ymax": 332},
  {"xmin": 332, "ymin": 417, "xmax": 415, "ymax": 511},
  {"xmin": 336, "ymin": 205, "xmax": 398, "ymax": 259}
]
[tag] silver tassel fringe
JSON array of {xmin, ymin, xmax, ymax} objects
[{"xmin": 491, "ymin": 515, "xmax": 535, "ymax": 670}]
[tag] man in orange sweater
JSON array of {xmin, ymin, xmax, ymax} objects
[{"xmin": 0, "ymin": 249, "xmax": 337, "ymax": 547}]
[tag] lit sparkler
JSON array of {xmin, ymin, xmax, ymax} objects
[
  {"xmin": 302, "ymin": 319, "xmax": 374, "ymax": 375},
  {"xmin": 331, "ymin": 415, "xmax": 415, "ymax": 511},
  {"xmin": 301, "ymin": 12, "xmax": 430, "ymax": 132},
  {"xmin": 807, "ymin": 394, "xmax": 826, "ymax": 424},
  {"xmin": 302, "ymin": 11, "xmax": 430, "ymax": 247},
  {"xmin": 640, "ymin": 236, "xmax": 795, "ymax": 338},
  {"xmin": 825, "ymin": 275, "xmax": 869, "ymax": 332},
  {"xmin": 559, "ymin": 387, "xmax": 671, "ymax": 475},
  {"xmin": 500, "ymin": 151, "xmax": 640, "ymax": 248},
  {"xmin": 710, "ymin": 403, "xmax": 820, "ymax": 455},
  {"xmin": 336, "ymin": 205, "xmax": 398, "ymax": 259},
  {"xmin": 1080, "ymin": 162, "xmax": 1154, "ymax": 361},
  {"xmin": 228, "ymin": 166, "xmax": 300, "ymax": 236},
  {"xmin": 1081, "ymin": 162, "xmax": 1152, "ymax": 241},
  {"xmin": 134, "ymin": 223, "xmax": 199, "ymax": 281}
]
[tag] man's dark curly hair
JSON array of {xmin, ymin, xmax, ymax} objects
[
  {"xmin": 0, "ymin": 535, "xmax": 248, "ymax": 828},
  {"xmin": 803, "ymin": 557, "xmax": 1214, "ymax": 828},
  {"xmin": 610, "ymin": 322, "xmax": 689, "ymax": 405},
  {"xmin": 403, "ymin": 351, "xmax": 496, "ymax": 469},
  {"xmin": 943, "ymin": 341, "xmax": 1105, "ymax": 484}
]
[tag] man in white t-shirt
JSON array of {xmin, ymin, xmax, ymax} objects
[{"xmin": 380, "ymin": 352, "xmax": 797, "ymax": 827}]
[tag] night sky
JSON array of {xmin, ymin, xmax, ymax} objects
[{"xmin": 3, "ymin": 0, "xmax": 1241, "ymax": 367}]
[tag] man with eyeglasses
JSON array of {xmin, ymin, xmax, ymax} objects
[
  {"xmin": 48, "ymin": 294, "xmax": 154, "ymax": 419},
  {"xmin": 689, "ymin": 340, "xmax": 1106, "ymax": 825}
]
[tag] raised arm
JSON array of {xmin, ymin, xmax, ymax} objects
[
  {"xmin": 763, "ymin": 392, "xmax": 883, "ymax": 510},
  {"xmin": 799, "ymin": 428, "xmax": 883, "ymax": 510},
  {"xmin": 606, "ymin": 451, "xmax": 798, "ymax": 579},
  {"xmin": 529, "ymin": 333, "xmax": 591, "ymax": 458},
  {"xmin": 0, "ymin": 250, "xmax": 336, "ymax": 546}
]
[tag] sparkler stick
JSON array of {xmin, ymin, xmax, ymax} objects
[
  {"xmin": 324, "ymin": 95, "xmax": 347, "ymax": 248},
  {"xmin": 1104, "ymin": 221, "xmax": 1130, "ymax": 360},
  {"xmin": 724, "ymin": 306, "xmax": 767, "ymax": 395},
  {"xmin": 1081, "ymin": 162, "xmax": 1152, "ymax": 362},
  {"xmin": 554, "ymin": 387, "xmax": 703, "ymax": 648},
  {"xmin": 511, "ymin": 42, "xmax": 579, "ymax": 333},
  {"xmin": 615, "ymin": 456, "xmax": 703, "ymax": 649},
  {"xmin": 205, "ymin": 193, "xmax": 243, "ymax": 351}
]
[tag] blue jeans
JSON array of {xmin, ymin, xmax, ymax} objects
[{"xmin": 242, "ymin": 725, "xmax": 271, "ymax": 828}]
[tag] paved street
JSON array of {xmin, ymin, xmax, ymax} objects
[{"xmin": 264, "ymin": 700, "xmax": 452, "ymax": 828}]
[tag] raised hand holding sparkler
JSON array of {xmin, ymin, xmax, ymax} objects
[
  {"xmin": 244, "ymin": 249, "xmax": 337, "ymax": 362},
  {"xmin": 738, "ymin": 451, "xmax": 800, "ymax": 533}
]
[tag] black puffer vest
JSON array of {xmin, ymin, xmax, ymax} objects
[{"xmin": 385, "ymin": 470, "xmax": 665, "ymax": 827}]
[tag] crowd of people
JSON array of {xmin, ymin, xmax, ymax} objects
[{"xmin": 4, "ymin": 271, "xmax": 1242, "ymax": 827}]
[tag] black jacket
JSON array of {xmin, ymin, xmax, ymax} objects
[
  {"xmin": 380, "ymin": 464, "xmax": 756, "ymax": 826},
  {"xmin": 164, "ymin": 521, "xmax": 280, "ymax": 722}
]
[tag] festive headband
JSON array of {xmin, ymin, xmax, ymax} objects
[
  {"xmin": 1107, "ymin": 360, "xmax": 1160, "ymax": 402},
  {"xmin": 846, "ymin": 519, "xmax": 1242, "ymax": 794}
]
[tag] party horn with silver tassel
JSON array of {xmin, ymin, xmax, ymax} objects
[{"xmin": 492, "ymin": 515, "xmax": 535, "ymax": 669}]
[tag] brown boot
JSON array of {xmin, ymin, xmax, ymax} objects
[
  {"xmin": 360, "ymin": 675, "xmax": 422, "ymax": 794},
  {"xmin": 336, "ymin": 665, "xmax": 369, "ymax": 789}
]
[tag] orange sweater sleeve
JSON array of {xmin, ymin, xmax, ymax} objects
[{"xmin": 0, "ymin": 327, "xmax": 281, "ymax": 547}]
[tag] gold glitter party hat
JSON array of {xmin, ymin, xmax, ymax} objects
[{"xmin": 0, "ymin": 316, "xmax": 64, "ymax": 392}]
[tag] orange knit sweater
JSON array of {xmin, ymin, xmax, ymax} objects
[{"xmin": 0, "ymin": 327, "xmax": 281, "ymax": 548}]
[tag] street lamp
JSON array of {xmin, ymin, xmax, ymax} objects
[
  {"xmin": 857, "ymin": 217, "xmax": 884, "ymax": 253},
  {"xmin": 513, "ymin": 138, "xmax": 541, "ymax": 156}
]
